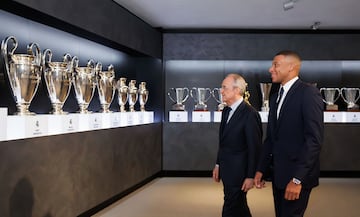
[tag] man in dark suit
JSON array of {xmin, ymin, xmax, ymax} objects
[
  {"xmin": 254, "ymin": 50, "xmax": 324, "ymax": 217},
  {"xmin": 213, "ymin": 74, "xmax": 263, "ymax": 217}
]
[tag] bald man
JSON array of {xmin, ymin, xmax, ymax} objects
[{"xmin": 254, "ymin": 50, "xmax": 324, "ymax": 217}]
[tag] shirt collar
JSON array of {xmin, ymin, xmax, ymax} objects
[
  {"xmin": 281, "ymin": 76, "xmax": 299, "ymax": 93},
  {"xmin": 229, "ymin": 97, "xmax": 243, "ymax": 111}
]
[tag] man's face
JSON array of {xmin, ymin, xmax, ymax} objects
[
  {"xmin": 221, "ymin": 76, "xmax": 237, "ymax": 106},
  {"xmin": 269, "ymin": 54, "xmax": 292, "ymax": 84}
]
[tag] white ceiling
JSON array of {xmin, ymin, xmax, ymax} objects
[{"xmin": 113, "ymin": 0, "xmax": 360, "ymax": 30}]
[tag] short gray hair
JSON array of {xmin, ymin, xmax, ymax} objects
[{"xmin": 226, "ymin": 73, "xmax": 248, "ymax": 96}]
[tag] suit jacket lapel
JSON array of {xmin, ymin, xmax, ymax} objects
[
  {"xmin": 277, "ymin": 79, "xmax": 302, "ymax": 124},
  {"xmin": 221, "ymin": 102, "xmax": 246, "ymax": 139}
]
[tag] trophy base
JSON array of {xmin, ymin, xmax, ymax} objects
[
  {"xmin": 194, "ymin": 104, "xmax": 207, "ymax": 111},
  {"xmin": 261, "ymin": 107, "xmax": 270, "ymax": 112},
  {"xmin": 171, "ymin": 104, "xmax": 186, "ymax": 111},
  {"xmin": 217, "ymin": 103, "xmax": 226, "ymax": 111},
  {"xmin": 347, "ymin": 104, "xmax": 359, "ymax": 111},
  {"xmin": 325, "ymin": 104, "xmax": 339, "ymax": 111}
]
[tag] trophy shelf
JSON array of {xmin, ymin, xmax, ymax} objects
[{"xmin": 0, "ymin": 108, "xmax": 154, "ymax": 141}]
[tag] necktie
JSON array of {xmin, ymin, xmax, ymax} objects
[
  {"xmin": 276, "ymin": 87, "xmax": 284, "ymax": 119},
  {"xmin": 223, "ymin": 107, "xmax": 231, "ymax": 124}
]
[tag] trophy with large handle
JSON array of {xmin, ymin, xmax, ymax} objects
[
  {"xmin": 138, "ymin": 81, "xmax": 149, "ymax": 112},
  {"xmin": 190, "ymin": 87, "xmax": 212, "ymax": 111},
  {"xmin": 320, "ymin": 87, "xmax": 341, "ymax": 111},
  {"xmin": 341, "ymin": 87, "xmax": 360, "ymax": 110},
  {"xmin": 116, "ymin": 77, "xmax": 128, "ymax": 112},
  {"xmin": 97, "ymin": 63, "xmax": 115, "ymax": 113},
  {"xmin": 42, "ymin": 49, "xmax": 74, "ymax": 114},
  {"xmin": 128, "ymin": 80, "xmax": 138, "ymax": 112},
  {"xmin": 72, "ymin": 58, "xmax": 98, "ymax": 113},
  {"xmin": 212, "ymin": 87, "xmax": 226, "ymax": 111},
  {"xmin": 1, "ymin": 36, "xmax": 42, "ymax": 115},
  {"xmin": 167, "ymin": 87, "xmax": 189, "ymax": 111},
  {"xmin": 260, "ymin": 83, "xmax": 272, "ymax": 111}
]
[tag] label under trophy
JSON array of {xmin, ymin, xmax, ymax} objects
[
  {"xmin": 116, "ymin": 77, "xmax": 128, "ymax": 112},
  {"xmin": 320, "ymin": 87, "xmax": 340, "ymax": 111},
  {"xmin": 341, "ymin": 87, "xmax": 360, "ymax": 111},
  {"xmin": 212, "ymin": 87, "xmax": 226, "ymax": 111},
  {"xmin": 128, "ymin": 80, "xmax": 138, "ymax": 112},
  {"xmin": 97, "ymin": 64, "xmax": 115, "ymax": 113},
  {"xmin": 138, "ymin": 81, "xmax": 149, "ymax": 112},
  {"xmin": 72, "ymin": 58, "xmax": 97, "ymax": 113},
  {"xmin": 42, "ymin": 49, "xmax": 74, "ymax": 114},
  {"xmin": 168, "ymin": 87, "xmax": 189, "ymax": 111},
  {"xmin": 260, "ymin": 83, "xmax": 272, "ymax": 111},
  {"xmin": 1, "ymin": 36, "xmax": 42, "ymax": 115},
  {"xmin": 190, "ymin": 87, "xmax": 212, "ymax": 111}
]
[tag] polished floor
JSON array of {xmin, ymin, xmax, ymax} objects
[{"xmin": 93, "ymin": 177, "xmax": 360, "ymax": 217}]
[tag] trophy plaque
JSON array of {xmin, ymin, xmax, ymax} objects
[
  {"xmin": 341, "ymin": 87, "xmax": 360, "ymax": 111},
  {"xmin": 42, "ymin": 49, "xmax": 74, "ymax": 114},
  {"xmin": 138, "ymin": 81, "xmax": 149, "ymax": 111},
  {"xmin": 212, "ymin": 87, "xmax": 226, "ymax": 111},
  {"xmin": 128, "ymin": 80, "xmax": 138, "ymax": 112},
  {"xmin": 320, "ymin": 87, "xmax": 340, "ymax": 111},
  {"xmin": 72, "ymin": 58, "xmax": 97, "ymax": 113},
  {"xmin": 167, "ymin": 87, "xmax": 189, "ymax": 111},
  {"xmin": 260, "ymin": 83, "xmax": 272, "ymax": 111},
  {"xmin": 1, "ymin": 36, "xmax": 42, "ymax": 115},
  {"xmin": 97, "ymin": 64, "xmax": 115, "ymax": 113},
  {"xmin": 116, "ymin": 77, "xmax": 129, "ymax": 112},
  {"xmin": 190, "ymin": 87, "xmax": 212, "ymax": 111}
]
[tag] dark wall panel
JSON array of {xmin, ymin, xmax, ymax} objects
[{"xmin": 0, "ymin": 124, "xmax": 162, "ymax": 217}]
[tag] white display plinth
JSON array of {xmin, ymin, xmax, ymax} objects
[
  {"xmin": 324, "ymin": 111, "xmax": 360, "ymax": 123},
  {"xmin": 7, "ymin": 115, "xmax": 48, "ymax": 140},
  {"xmin": 169, "ymin": 111, "xmax": 188, "ymax": 122},
  {"xmin": 213, "ymin": 111, "xmax": 222, "ymax": 122},
  {"xmin": 192, "ymin": 111, "xmax": 211, "ymax": 122},
  {"xmin": 259, "ymin": 111, "xmax": 269, "ymax": 123},
  {"xmin": 0, "ymin": 108, "xmax": 7, "ymax": 141}
]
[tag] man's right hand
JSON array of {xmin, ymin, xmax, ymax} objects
[
  {"xmin": 254, "ymin": 171, "xmax": 266, "ymax": 188},
  {"xmin": 212, "ymin": 165, "xmax": 220, "ymax": 182}
]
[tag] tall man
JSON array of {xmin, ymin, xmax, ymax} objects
[
  {"xmin": 213, "ymin": 74, "xmax": 262, "ymax": 217},
  {"xmin": 255, "ymin": 50, "xmax": 324, "ymax": 217}
]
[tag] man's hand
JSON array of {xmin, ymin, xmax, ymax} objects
[
  {"xmin": 254, "ymin": 171, "xmax": 266, "ymax": 189},
  {"xmin": 285, "ymin": 180, "xmax": 302, "ymax": 200},
  {"xmin": 241, "ymin": 178, "xmax": 254, "ymax": 192},
  {"xmin": 212, "ymin": 165, "xmax": 220, "ymax": 182}
]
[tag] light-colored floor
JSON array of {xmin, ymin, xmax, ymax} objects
[{"xmin": 93, "ymin": 177, "xmax": 360, "ymax": 217}]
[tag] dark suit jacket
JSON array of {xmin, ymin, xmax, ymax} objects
[
  {"xmin": 258, "ymin": 79, "xmax": 324, "ymax": 189},
  {"xmin": 216, "ymin": 101, "xmax": 263, "ymax": 187}
]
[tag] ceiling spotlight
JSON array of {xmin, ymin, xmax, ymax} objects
[
  {"xmin": 283, "ymin": 0, "xmax": 298, "ymax": 11},
  {"xmin": 311, "ymin": 21, "xmax": 321, "ymax": 30}
]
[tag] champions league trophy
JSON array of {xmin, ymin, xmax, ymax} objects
[
  {"xmin": 42, "ymin": 49, "xmax": 74, "ymax": 114},
  {"xmin": 320, "ymin": 88, "xmax": 341, "ymax": 111},
  {"xmin": 190, "ymin": 87, "xmax": 212, "ymax": 111},
  {"xmin": 72, "ymin": 58, "xmax": 98, "ymax": 113},
  {"xmin": 341, "ymin": 87, "xmax": 360, "ymax": 111},
  {"xmin": 97, "ymin": 64, "xmax": 115, "ymax": 113},
  {"xmin": 260, "ymin": 83, "xmax": 272, "ymax": 111},
  {"xmin": 128, "ymin": 80, "xmax": 138, "ymax": 112},
  {"xmin": 212, "ymin": 88, "xmax": 226, "ymax": 111},
  {"xmin": 167, "ymin": 87, "xmax": 189, "ymax": 111},
  {"xmin": 1, "ymin": 36, "xmax": 42, "ymax": 115},
  {"xmin": 138, "ymin": 81, "xmax": 149, "ymax": 112},
  {"xmin": 116, "ymin": 77, "xmax": 129, "ymax": 112}
]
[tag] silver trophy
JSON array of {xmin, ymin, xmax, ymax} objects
[
  {"xmin": 116, "ymin": 77, "xmax": 129, "ymax": 112},
  {"xmin": 138, "ymin": 81, "xmax": 149, "ymax": 112},
  {"xmin": 128, "ymin": 80, "xmax": 138, "ymax": 112},
  {"xmin": 320, "ymin": 87, "xmax": 341, "ymax": 111},
  {"xmin": 167, "ymin": 87, "xmax": 189, "ymax": 111},
  {"xmin": 72, "ymin": 58, "xmax": 98, "ymax": 113},
  {"xmin": 260, "ymin": 83, "xmax": 272, "ymax": 111},
  {"xmin": 341, "ymin": 87, "xmax": 360, "ymax": 110},
  {"xmin": 212, "ymin": 87, "xmax": 226, "ymax": 111},
  {"xmin": 42, "ymin": 49, "xmax": 74, "ymax": 114},
  {"xmin": 190, "ymin": 87, "xmax": 212, "ymax": 111},
  {"xmin": 1, "ymin": 36, "xmax": 42, "ymax": 115},
  {"xmin": 97, "ymin": 64, "xmax": 115, "ymax": 113}
]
